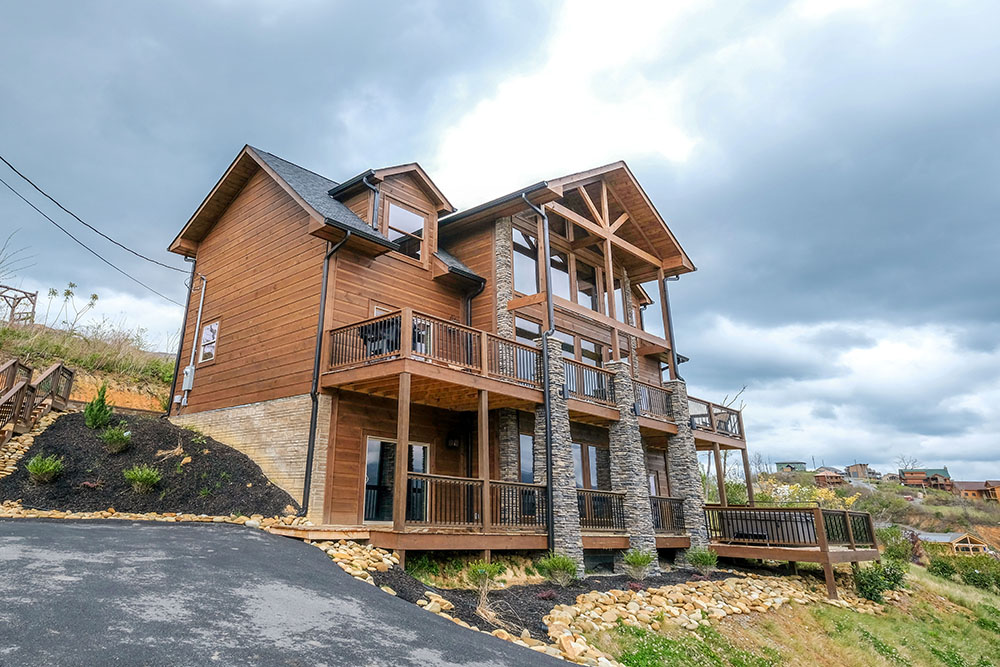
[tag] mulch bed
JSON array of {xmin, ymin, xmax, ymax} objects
[
  {"xmin": 372, "ymin": 566, "xmax": 733, "ymax": 639},
  {"xmin": 0, "ymin": 412, "xmax": 297, "ymax": 516}
]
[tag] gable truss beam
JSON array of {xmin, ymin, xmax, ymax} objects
[
  {"xmin": 544, "ymin": 201, "xmax": 662, "ymax": 269},
  {"xmin": 577, "ymin": 186, "xmax": 604, "ymax": 227}
]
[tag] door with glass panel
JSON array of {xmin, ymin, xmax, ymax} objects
[{"xmin": 363, "ymin": 437, "xmax": 428, "ymax": 523}]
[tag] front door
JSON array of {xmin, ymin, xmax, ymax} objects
[{"xmin": 363, "ymin": 437, "xmax": 429, "ymax": 524}]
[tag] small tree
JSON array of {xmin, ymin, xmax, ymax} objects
[
  {"xmin": 466, "ymin": 560, "xmax": 506, "ymax": 611},
  {"xmin": 622, "ymin": 548, "xmax": 656, "ymax": 581},
  {"xmin": 84, "ymin": 383, "xmax": 113, "ymax": 429}
]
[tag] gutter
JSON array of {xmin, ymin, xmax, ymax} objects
[
  {"xmin": 521, "ymin": 193, "xmax": 557, "ymax": 552},
  {"xmin": 299, "ymin": 230, "xmax": 352, "ymax": 517},
  {"xmin": 438, "ymin": 181, "xmax": 550, "ymax": 231},
  {"xmin": 166, "ymin": 256, "xmax": 196, "ymax": 417}
]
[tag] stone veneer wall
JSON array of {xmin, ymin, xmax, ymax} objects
[
  {"xmin": 663, "ymin": 380, "xmax": 709, "ymax": 549},
  {"xmin": 535, "ymin": 336, "xmax": 585, "ymax": 572},
  {"xmin": 606, "ymin": 360, "xmax": 658, "ymax": 566},
  {"xmin": 497, "ymin": 408, "xmax": 520, "ymax": 482},
  {"xmin": 493, "ymin": 216, "xmax": 522, "ymax": 482},
  {"xmin": 170, "ymin": 393, "xmax": 331, "ymax": 523}
]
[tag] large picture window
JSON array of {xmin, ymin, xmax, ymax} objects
[
  {"xmin": 549, "ymin": 249, "xmax": 571, "ymax": 300},
  {"xmin": 386, "ymin": 200, "xmax": 425, "ymax": 260},
  {"xmin": 575, "ymin": 261, "xmax": 599, "ymax": 311},
  {"xmin": 512, "ymin": 228, "xmax": 539, "ymax": 294}
]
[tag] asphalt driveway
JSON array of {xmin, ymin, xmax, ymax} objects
[{"xmin": 0, "ymin": 520, "xmax": 560, "ymax": 666}]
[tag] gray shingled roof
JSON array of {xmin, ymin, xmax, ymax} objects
[{"xmin": 250, "ymin": 147, "xmax": 481, "ymax": 282}]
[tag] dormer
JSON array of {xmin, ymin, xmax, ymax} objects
[{"xmin": 326, "ymin": 164, "xmax": 454, "ymax": 269}]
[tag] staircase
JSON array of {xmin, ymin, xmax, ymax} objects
[{"xmin": 0, "ymin": 359, "xmax": 75, "ymax": 446}]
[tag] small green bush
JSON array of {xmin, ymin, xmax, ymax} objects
[
  {"xmin": 622, "ymin": 548, "xmax": 656, "ymax": 580},
  {"xmin": 537, "ymin": 552, "xmax": 578, "ymax": 587},
  {"xmin": 854, "ymin": 564, "xmax": 890, "ymax": 602},
  {"xmin": 25, "ymin": 454, "xmax": 64, "ymax": 484},
  {"xmin": 876, "ymin": 525, "xmax": 913, "ymax": 563},
  {"xmin": 927, "ymin": 556, "xmax": 957, "ymax": 579},
  {"xmin": 959, "ymin": 567, "xmax": 995, "ymax": 591},
  {"xmin": 685, "ymin": 546, "xmax": 718, "ymax": 574},
  {"xmin": 405, "ymin": 554, "xmax": 440, "ymax": 583},
  {"xmin": 881, "ymin": 559, "xmax": 907, "ymax": 590},
  {"xmin": 466, "ymin": 560, "xmax": 506, "ymax": 607},
  {"xmin": 98, "ymin": 419, "xmax": 131, "ymax": 454},
  {"xmin": 123, "ymin": 464, "xmax": 161, "ymax": 493},
  {"xmin": 84, "ymin": 383, "xmax": 114, "ymax": 429}
]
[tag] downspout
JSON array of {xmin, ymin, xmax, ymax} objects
[
  {"xmin": 166, "ymin": 256, "xmax": 196, "ymax": 417},
  {"xmin": 362, "ymin": 175, "xmax": 380, "ymax": 229},
  {"xmin": 662, "ymin": 275, "xmax": 683, "ymax": 382},
  {"xmin": 521, "ymin": 193, "xmax": 557, "ymax": 552},
  {"xmin": 464, "ymin": 277, "xmax": 486, "ymax": 326},
  {"xmin": 298, "ymin": 229, "xmax": 352, "ymax": 517},
  {"xmin": 180, "ymin": 273, "xmax": 207, "ymax": 410}
]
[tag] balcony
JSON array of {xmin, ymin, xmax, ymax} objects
[{"xmin": 687, "ymin": 396, "xmax": 744, "ymax": 445}]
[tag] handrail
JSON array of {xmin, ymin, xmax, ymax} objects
[
  {"xmin": 706, "ymin": 505, "xmax": 876, "ymax": 550},
  {"xmin": 634, "ymin": 380, "xmax": 672, "ymax": 420},
  {"xmin": 577, "ymin": 487, "xmax": 627, "ymax": 532},
  {"xmin": 407, "ymin": 471, "xmax": 482, "ymax": 484},
  {"xmin": 0, "ymin": 380, "xmax": 27, "ymax": 431},
  {"xmin": 485, "ymin": 334, "xmax": 541, "ymax": 388},
  {"xmin": 404, "ymin": 471, "xmax": 483, "ymax": 528},
  {"xmin": 33, "ymin": 362, "xmax": 61, "ymax": 401},
  {"xmin": 688, "ymin": 395, "xmax": 744, "ymax": 439},
  {"xmin": 650, "ymin": 495, "xmax": 685, "ymax": 533},
  {"xmin": 563, "ymin": 358, "xmax": 616, "ymax": 406},
  {"xmin": 490, "ymin": 480, "xmax": 548, "ymax": 531}
]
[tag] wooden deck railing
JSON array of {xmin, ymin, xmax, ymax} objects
[
  {"xmin": 0, "ymin": 359, "xmax": 75, "ymax": 445},
  {"xmin": 0, "ymin": 381, "xmax": 28, "ymax": 441},
  {"xmin": 577, "ymin": 488, "xmax": 627, "ymax": 531},
  {"xmin": 328, "ymin": 311, "xmax": 403, "ymax": 370},
  {"xmin": 486, "ymin": 335, "xmax": 540, "ymax": 387},
  {"xmin": 563, "ymin": 359, "xmax": 615, "ymax": 406},
  {"xmin": 706, "ymin": 505, "xmax": 876, "ymax": 550},
  {"xmin": 411, "ymin": 313, "xmax": 482, "ymax": 371},
  {"xmin": 651, "ymin": 496, "xmax": 685, "ymax": 533},
  {"xmin": 688, "ymin": 397, "xmax": 744, "ymax": 439},
  {"xmin": 490, "ymin": 481, "xmax": 548, "ymax": 532},
  {"xmin": 404, "ymin": 472, "xmax": 483, "ymax": 528},
  {"xmin": 635, "ymin": 381, "xmax": 672, "ymax": 421}
]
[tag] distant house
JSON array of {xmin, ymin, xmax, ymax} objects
[
  {"xmin": 953, "ymin": 481, "xmax": 1000, "ymax": 502},
  {"xmin": 776, "ymin": 461, "xmax": 807, "ymax": 472},
  {"xmin": 917, "ymin": 531, "xmax": 991, "ymax": 555},
  {"xmin": 846, "ymin": 463, "xmax": 875, "ymax": 480},
  {"xmin": 814, "ymin": 469, "xmax": 847, "ymax": 489},
  {"xmin": 815, "ymin": 466, "xmax": 843, "ymax": 474},
  {"xmin": 883, "ymin": 473, "xmax": 900, "ymax": 483},
  {"xmin": 899, "ymin": 468, "xmax": 953, "ymax": 492}
]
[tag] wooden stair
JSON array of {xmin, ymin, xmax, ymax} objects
[{"xmin": 0, "ymin": 359, "xmax": 75, "ymax": 446}]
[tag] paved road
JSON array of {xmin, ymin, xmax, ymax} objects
[{"xmin": 0, "ymin": 520, "xmax": 559, "ymax": 666}]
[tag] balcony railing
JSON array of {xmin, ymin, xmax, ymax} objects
[
  {"xmin": 404, "ymin": 472, "xmax": 483, "ymax": 528},
  {"xmin": 577, "ymin": 488, "xmax": 627, "ymax": 531},
  {"xmin": 705, "ymin": 506, "xmax": 876, "ymax": 550},
  {"xmin": 486, "ymin": 335, "xmax": 540, "ymax": 387},
  {"xmin": 688, "ymin": 397, "xmax": 744, "ymax": 439},
  {"xmin": 490, "ymin": 481, "xmax": 548, "ymax": 532},
  {"xmin": 635, "ymin": 381, "xmax": 672, "ymax": 421},
  {"xmin": 651, "ymin": 496, "xmax": 685, "ymax": 533},
  {"xmin": 563, "ymin": 359, "xmax": 616, "ymax": 406}
]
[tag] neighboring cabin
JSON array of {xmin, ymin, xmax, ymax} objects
[
  {"xmin": 776, "ymin": 461, "xmax": 807, "ymax": 472},
  {"xmin": 953, "ymin": 480, "xmax": 1000, "ymax": 502},
  {"xmin": 814, "ymin": 469, "xmax": 847, "ymax": 489},
  {"xmin": 899, "ymin": 468, "xmax": 953, "ymax": 492},
  {"xmin": 917, "ymin": 531, "xmax": 991, "ymax": 555}
]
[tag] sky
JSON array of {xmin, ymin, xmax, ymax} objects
[{"xmin": 1, "ymin": 0, "xmax": 998, "ymax": 479}]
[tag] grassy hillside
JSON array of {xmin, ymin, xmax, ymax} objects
[{"xmin": 592, "ymin": 566, "xmax": 1000, "ymax": 666}]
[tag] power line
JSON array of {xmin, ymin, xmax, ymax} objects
[
  {"xmin": 0, "ymin": 174, "xmax": 184, "ymax": 307},
  {"xmin": 0, "ymin": 153, "xmax": 186, "ymax": 273}
]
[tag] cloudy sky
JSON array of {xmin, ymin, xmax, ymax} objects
[{"xmin": 1, "ymin": 0, "xmax": 998, "ymax": 479}]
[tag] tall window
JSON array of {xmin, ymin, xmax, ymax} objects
[
  {"xmin": 386, "ymin": 201, "xmax": 425, "ymax": 260},
  {"xmin": 575, "ymin": 261, "xmax": 599, "ymax": 311},
  {"xmin": 198, "ymin": 321, "xmax": 219, "ymax": 363},
  {"xmin": 514, "ymin": 316, "xmax": 540, "ymax": 346},
  {"xmin": 613, "ymin": 277, "xmax": 627, "ymax": 323},
  {"xmin": 519, "ymin": 433, "xmax": 534, "ymax": 483},
  {"xmin": 638, "ymin": 280, "xmax": 665, "ymax": 337},
  {"xmin": 580, "ymin": 338, "xmax": 603, "ymax": 367},
  {"xmin": 553, "ymin": 329, "xmax": 575, "ymax": 359},
  {"xmin": 572, "ymin": 443, "xmax": 584, "ymax": 488},
  {"xmin": 512, "ymin": 228, "xmax": 539, "ymax": 294},
  {"xmin": 549, "ymin": 249, "xmax": 571, "ymax": 300}
]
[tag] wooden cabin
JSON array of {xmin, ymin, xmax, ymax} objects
[
  {"xmin": 918, "ymin": 531, "xmax": 991, "ymax": 554},
  {"xmin": 165, "ymin": 146, "xmax": 878, "ymax": 596},
  {"xmin": 814, "ymin": 469, "xmax": 848, "ymax": 488}
]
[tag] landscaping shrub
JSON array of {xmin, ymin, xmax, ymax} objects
[
  {"xmin": 854, "ymin": 563, "xmax": 891, "ymax": 602},
  {"xmin": 405, "ymin": 554, "xmax": 440, "ymax": 583},
  {"xmin": 881, "ymin": 560, "xmax": 908, "ymax": 590},
  {"xmin": 959, "ymin": 567, "xmax": 995, "ymax": 592},
  {"xmin": 123, "ymin": 464, "xmax": 161, "ymax": 493},
  {"xmin": 927, "ymin": 557, "xmax": 957, "ymax": 579},
  {"xmin": 537, "ymin": 552, "xmax": 578, "ymax": 587},
  {"xmin": 25, "ymin": 454, "xmax": 63, "ymax": 484},
  {"xmin": 98, "ymin": 419, "xmax": 131, "ymax": 454},
  {"xmin": 954, "ymin": 555, "xmax": 1000, "ymax": 592},
  {"xmin": 876, "ymin": 525, "xmax": 914, "ymax": 564},
  {"xmin": 84, "ymin": 383, "xmax": 113, "ymax": 430},
  {"xmin": 686, "ymin": 546, "xmax": 718, "ymax": 574},
  {"xmin": 466, "ymin": 560, "xmax": 506, "ymax": 608},
  {"xmin": 621, "ymin": 548, "xmax": 656, "ymax": 580}
]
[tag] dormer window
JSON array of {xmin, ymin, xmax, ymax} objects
[{"xmin": 384, "ymin": 199, "xmax": 426, "ymax": 261}]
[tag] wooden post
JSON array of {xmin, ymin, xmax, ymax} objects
[
  {"xmin": 741, "ymin": 448, "xmax": 755, "ymax": 507},
  {"xmin": 400, "ymin": 308, "xmax": 413, "ymax": 359},
  {"xmin": 392, "ymin": 372, "xmax": 411, "ymax": 531},
  {"xmin": 867, "ymin": 513, "xmax": 877, "ymax": 551},
  {"xmin": 707, "ymin": 403, "xmax": 716, "ymax": 432},
  {"xmin": 478, "ymin": 389, "xmax": 491, "ymax": 532},
  {"xmin": 713, "ymin": 444, "xmax": 727, "ymax": 507},
  {"xmin": 845, "ymin": 510, "xmax": 856, "ymax": 550},
  {"xmin": 480, "ymin": 331, "xmax": 489, "ymax": 377},
  {"xmin": 603, "ymin": 238, "xmax": 619, "ymax": 362},
  {"xmin": 815, "ymin": 507, "xmax": 838, "ymax": 599},
  {"xmin": 656, "ymin": 267, "xmax": 673, "ymax": 380}
]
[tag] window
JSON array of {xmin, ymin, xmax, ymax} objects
[
  {"xmin": 512, "ymin": 228, "xmax": 539, "ymax": 294},
  {"xmin": 519, "ymin": 433, "xmax": 534, "ymax": 483},
  {"xmin": 638, "ymin": 280, "xmax": 665, "ymax": 337},
  {"xmin": 198, "ymin": 321, "xmax": 219, "ymax": 363},
  {"xmin": 572, "ymin": 443, "xmax": 584, "ymax": 488},
  {"xmin": 575, "ymin": 261, "xmax": 599, "ymax": 311},
  {"xmin": 580, "ymin": 339, "xmax": 603, "ymax": 367},
  {"xmin": 588, "ymin": 445, "xmax": 599, "ymax": 490},
  {"xmin": 514, "ymin": 316, "xmax": 540, "ymax": 347},
  {"xmin": 648, "ymin": 473, "xmax": 658, "ymax": 496},
  {"xmin": 386, "ymin": 200, "xmax": 425, "ymax": 260},
  {"xmin": 549, "ymin": 249, "xmax": 571, "ymax": 300},
  {"xmin": 613, "ymin": 277, "xmax": 627, "ymax": 323},
  {"xmin": 553, "ymin": 329, "xmax": 575, "ymax": 359}
]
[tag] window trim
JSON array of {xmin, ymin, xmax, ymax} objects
[{"xmin": 197, "ymin": 319, "xmax": 220, "ymax": 365}]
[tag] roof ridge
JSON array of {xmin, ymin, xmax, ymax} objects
[{"xmin": 248, "ymin": 145, "xmax": 339, "ymax": 187}]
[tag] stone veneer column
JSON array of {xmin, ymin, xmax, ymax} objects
[
  {"xmin": 606, "ymin": 360, "xmax": 658, "ymax": 565},
  {"xmin": 663, "ymin": 379, "xmax": 710, "ymax": 549},
  {"xmin": 493, "ymin": 216, "xmax": 521, "ymax": 482},
  {"xmin": 534, "ymin": 336, "xmax": 584, "ymax": 573}
]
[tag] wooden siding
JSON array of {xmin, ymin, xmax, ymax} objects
[
  {"xmin": 176, "ymin": 167, "xmax": 325, "ymax": 412},
  {"xmin": 441, "ymin": 221, "xmax": 495, "ymax": 331}
]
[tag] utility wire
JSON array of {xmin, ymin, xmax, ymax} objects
[
  {"xmin": 0, "ymin": 153, "xmax": 186, "ymax": 273},
  {"xmin": 0, "ymin": 174, "xmax": 184, "ymax": 307}
]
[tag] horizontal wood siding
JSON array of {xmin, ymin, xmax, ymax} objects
[
  {"xmin": 177, "ymin": 168, "xmax": 325, "ymax": 412},
  {"xmin": 441, "ymin": 221, "xmax": 495, "ymax": 331}
]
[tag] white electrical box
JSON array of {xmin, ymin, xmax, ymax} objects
[{"xmin": 181, "ymin": 365, "xmax": 195, "ymax": 391}]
